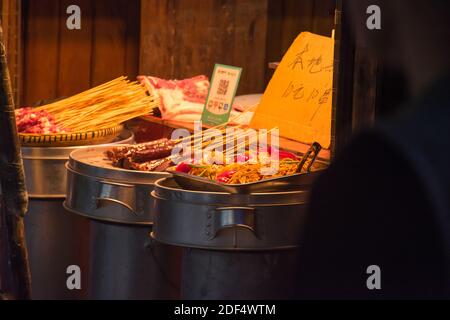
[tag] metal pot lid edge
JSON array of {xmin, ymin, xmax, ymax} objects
[
  {"xmin": 67, "ymin": 145, "xmax": 170, "ymax": 185},
  {"xmin": 149, "ymin": 232, "xmax": 299, "ymax": 251},
  {"xmin": 62, "ymin": 201, "xmax": 153, "ymax": 226},
  {"xmin": 152, "ymin": 177, "xmax": 310, "ymax": 204},
  {"xmin": 21, "ymin": 129, "xmax": 134, "ymax": 158}
]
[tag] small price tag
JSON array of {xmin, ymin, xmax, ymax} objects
[{"xmin": 201, "ymin": 64, "xmax": 242, "ymax": 126}]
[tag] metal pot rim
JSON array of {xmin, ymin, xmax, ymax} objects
[
  {"xmin": 22, "ymin": 129, "xmax": 134, "ymax": 158},
  {"xmin": 155, "ymin": 179, "xmax": 306, "ymax": 196},
  {"xmin": 23, "ymin": 130, "xmax": 135, "ymax": 198},
  {"xmin": 153, "ymin": 177, "xmax": 310, "ymax": 205},
  {"xmin": 62, "ymin": 201, "xmax": 153, "ymax": 226},
  {"xmin": 149, "ymin": 232, "xmax": 298, "ymax": 251},
  {"xmin": 68, "ymin": 144, "xmax": 170, "ymax": 185}
]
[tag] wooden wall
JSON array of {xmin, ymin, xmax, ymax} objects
[
  {"xmin": 21, "ymin": 0, "xmax": 140, "ymax": 106},
  {"xmin": 140, "ymin": 0, "xmax": 336, "ymax": 95},
  {"xmin": 1, "ymin": 0, "xmax": 21, "ymax": 105},
  {"xmin": 140, "ymin": 0, "xmax": 269, "ymax": 96},
  {"xmin": 265, "ymin": 0, "xmax": 335, "ymax": 81},
  {"xmin": 18, "ymin": 0, "xmax": 335, "ymax": 105}
]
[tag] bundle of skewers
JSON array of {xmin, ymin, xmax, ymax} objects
[
  {"xmin": 105, "ymin": 99, "xmax": 325, "ymax": 185},
  {"xmin": 106, "ymin": 124, "xmax": 267, "ymax": 170},
  {"xmin": 105, "ymin": 119, "xmax": 319, "ymax": 185},
  {"xmin": 16, "ymin": 76, "xmax": 158, "ymax": 134}
]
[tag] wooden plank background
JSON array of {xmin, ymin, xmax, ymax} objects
[
  {"xmin": 21, "ymin": 0, "xmax": 140, "ymax": 106},
  {"xmin": 265, "ymin": 0, "xmax": 335, "ymax": 83},
  {"xmin": 140, "ymin": 0, "xmax": 269, "ymax": 95},
  {"xmin": 18, "ymin": 0, "xmax": 335, "ymax": 105},
  {"xmin": 140, "ymin": 0, "xmax": 335, "ymax": 95},
  {"xmin": 1, "ymin": 0, "xmax": 21, "ymax": 105}
]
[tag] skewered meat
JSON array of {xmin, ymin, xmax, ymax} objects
[
  {"xmin": 123, "ymin": 157, "xmax": 173, "ymax": 172},
  {"xmin": 106, "ymin": 139, "xmax": 176, "ymax": 171},
  {"xmin": 130, "ymin": 140, "xmax": 176, "ymax": 163},
  {"xmin": 15, "ymin": 107, "xmax": 69, "ymax": 134},
  {"xmin": 106, "ymin": 138, "xmax": 170, "ymax": 165}
]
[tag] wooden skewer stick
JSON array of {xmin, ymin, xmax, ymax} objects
[
  {"xmin": 175, "ymin": 101, "xmax": 259, "ymax": 143},
  {"xmin": 31, "ymin": 77, "xmax": 157, "ymax": 133},
  {"xmin": 232, "ymin": 127, "xmax": 279, "ymax": 153}
]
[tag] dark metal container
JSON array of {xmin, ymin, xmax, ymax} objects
[
  {"xmin": 22, "ymin": 130, "xmax": 133, "ymax": 300},
  {"xmin": 151, "ymin": 177, "xmax": 311, "ymax": 299},
  {"xmin": 64, "ymin": 145, "xmax": 181, "ymax": 300}
]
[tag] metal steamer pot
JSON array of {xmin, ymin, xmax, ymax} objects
[
  {"xmin": 22, "ymin": 130, "xmax": 133, "ymax": 300},
  {"xmin": 22, "ymin": 130, "xmax": 134, "ymax": 197},
  {"xmin": 151, "ymin": 177, "xmax": 311, "ymax": 299},
  {"xmin": 64, "ymin": 146, "xmax": 181, "ymax": 300}
]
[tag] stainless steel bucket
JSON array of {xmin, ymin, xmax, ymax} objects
[
  {"xmin": 23, "ymin": 130, "xmax": 134, "ymax": 300},
  {"xmin": 64, "ymin": 146, "xmax": 181, "ymax": 300},
  {"xmin": 22, "ymin": 130, "xmax": 134, "ymax": 197},
  {"xmin": 151, "ymin": 177, "xmax": 311, "ymax": 299}
]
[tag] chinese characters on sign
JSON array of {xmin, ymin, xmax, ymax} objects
[{"xmin": 250, "ymin": 32, "xmax": 334, "ymax": 149}]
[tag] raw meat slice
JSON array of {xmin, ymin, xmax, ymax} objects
[
  {"xmin": 15, "ymin": 107, "xmax": 69, "ymax": 134},
  {"xmin": 138, "ymin": 75, "xmax": 246, "ymax": 122}
]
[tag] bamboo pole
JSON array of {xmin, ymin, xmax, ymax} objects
[{"xmin": 0, "ymin": 24, "xmax": 32, "ymax": 300}]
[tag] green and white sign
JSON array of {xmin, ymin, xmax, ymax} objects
[{"xmin": 201, "ymin": 64, "xmax": 242, "ymax": 126}]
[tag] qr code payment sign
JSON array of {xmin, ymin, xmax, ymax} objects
[
  {"xmin": 217, "ymin": 79, "xmax": 229, "ymax": 95},
  {"xmin": 201, "ymin": 64, "xmax": 242, "ymax": 125}
]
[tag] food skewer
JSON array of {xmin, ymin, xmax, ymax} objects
[{"xmin": 19, "ymin": 76, "xmax": 158, "ymax": 134}]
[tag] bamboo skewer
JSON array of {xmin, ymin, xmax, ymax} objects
[
  {"xmin": 167, "ymin": 102, "xmax": 261, "ymax": 162},
  {"xmin": 175, "ymin": 101, "xmax": 259, "ymax": 146},
  {"xmin": 34, "ymin": 77, "xmax": 127, "ymax": 113},
  {"xmin": 32, "ymin": 77, "xmax": 158, "ymax": 133}
]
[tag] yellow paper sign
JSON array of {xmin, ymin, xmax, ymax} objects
[{"xmin": 250, "ymin": 32, "xmax": 334, "ymax": 149}]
